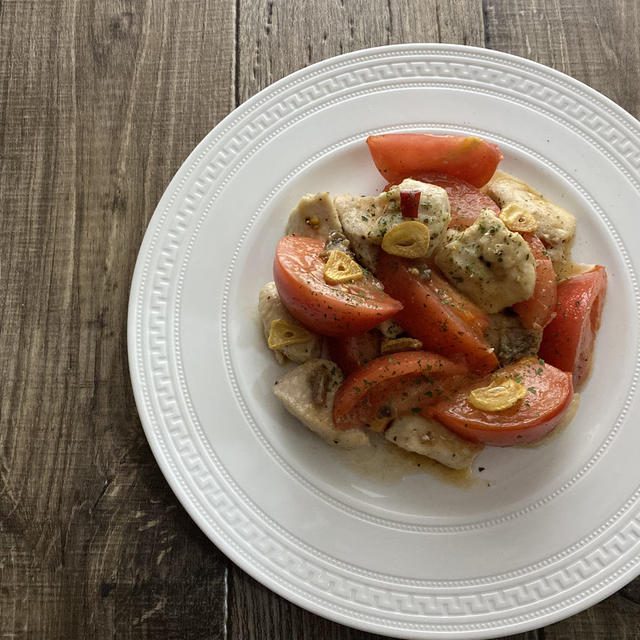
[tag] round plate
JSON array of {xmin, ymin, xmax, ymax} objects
[{"xmin": 128, "ymin": 44, "xmax": 640, "ymax": 638}]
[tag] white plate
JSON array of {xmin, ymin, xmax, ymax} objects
[{"xmin": 128, "ymin": 44, "xmax": 640, "ymax": 638}]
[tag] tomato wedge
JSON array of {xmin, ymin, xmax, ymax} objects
[
  {"xmin": 431, "ymin": 358, "xmax": 573, "ymax": 446},
  {"xmin": 367, "ymin": 133, "xmax": 503, "ymax": 188},
  {"xmin": 376, "ymin": 254, "xmax": 498, "ymax": 373},
  {"xmin": 273, "ymin": 235, "xmax": 402, "ymax": 337},
  {"xmin": 333, "ymin": 352, "xmax": 469, "ymax": 431},
  {"xmin": 386, "ymin": 172, "xmax": 500, "ymax": 229},
  {"xmin": 327, "ymin": 331, "xmax": 381, "ymax": 376},
  {"xmin": 539, "ymin": 266, "xmax": 607, "ymax": 387},
  {"xmin": 512, "ymin": 234, "xmax": 557, "ymax": 330}
]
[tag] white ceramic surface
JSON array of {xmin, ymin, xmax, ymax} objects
[{"xmin": 128, "ymin": 44, "xmax": 640, "ymax": 638}]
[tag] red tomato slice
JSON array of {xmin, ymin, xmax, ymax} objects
[
  {"xmin": 538, "ymin": 266, "xmax": 607, "ymax": 387},
  {"xmin": 367, "ymin": 133, "xmax": 503, "ymax": 188},
  {"xmin": 273, "ymin": 235, "xmax": 403, "ymax": 337},
  {"xmin": 327, "ymin": 331, "xmax": 381, "ymax": 376},
  {"xmin": 385, "ymin": 172, "xmax": 500, "ymax": 230},
  {"xmin": 512, "ymin": 234, "xmax": 557, "ymax": 330},
  {"xmin": 431, "ymin": 358, "xmax": 573, "ymax": 446},
  {"xmin": 333, "ymin": 351, "xmax": 469, "ymax": 431},
  {"xmin": 375, "ymin": 254, "xmax": 498, "ymax": 374}
]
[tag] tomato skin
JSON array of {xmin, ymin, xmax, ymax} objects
[
  {"xmin": 385, "ymin": 172, "xmax": 500, "ymax": 229},
  {"xmin": 431, "ymin": 358, "xmax": 573, "ymax": 446},
  {"xmin": 367, "ymin": 134, "xmax": 503, "ymax": 188},
  {"xmin": 512, "ymin": 234, "xmax": 557, "ymax": 330},
  {"xmin": 375, "ymin": 254, "xmax": 499, "ymax": 374},
  {"xmin": 273, "ymin": 235, "xmax": 403, "ymax": 337},
  {"xmin": 333, "ymin": 351, "xmax": 469, "ymax": 431},
  {"xmin": 539, "ymin": 266, "xmax": 607, "ymax": 387},
  {"xmin": 327, "ymin": 331, "xmax": 381, "ymax": 376}
]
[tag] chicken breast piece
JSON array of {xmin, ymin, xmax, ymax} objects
[
  {"xmin": 486, "ymin": 171, "xmax": 576, "ymax": 267},
  {"xmin": 273, "ymin": 359, "xmax": 370, "ymax": 448},
  {"xmin": 285, "ymin": 192, "xmax": 343, "ymax": 239},
  {"xmin": 258, "ymin": 282, "xmax": 322, "ymax": 364},
  {"xmin": 334, "ymin": 179, "xmax": 450, "ymax": 270},
  {"xmin": 434, "ymin": 210, "xmax": 536, "ymax": 313},
  {"xmin": 333, "ymin": 194, "xmax": 384, "ymax": 271},
  {"xmin": 376, "ymin": 319, "xmax": 404, "ymax": 339},
  {"xmin": 372, "ymin": 179, "xmax": 450, "ymax": 255},
  {"xmin": 385, "ymin": 415, "xmax": 482, "ymax": 470},
  {"xmin": 485, "ymin": 312, "xmax": 543, "ymax": 366}
]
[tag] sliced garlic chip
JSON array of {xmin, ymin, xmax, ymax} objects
[
  {"xmin": 381, "ymin": 221, "xmax": 430, "ymax": 258},
  {"xmin": 268, "ymin": 319, "xmax": 313, "ymax": 350},
  {"xmin": 468, "ymin": 377, "xmax": 527, "ymax": 412},
  {"xmin": 369, "ymin": 417, "xmax": 393, "ymax": 432},
  {"xmin": 380, "ymin": 337, "xmax": 423, "ymax": 355},
  {"xmin": 499, "ymin": 203, "xmax": 538, "ymax": 234},
  {"xmin": 323, "ymin": 250, "xmax": 363, "ymax": 284}
]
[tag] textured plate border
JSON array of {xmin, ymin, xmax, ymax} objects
[{"xmin": 129, "ymin": 45, "xmax": 640, "ymax": 638}]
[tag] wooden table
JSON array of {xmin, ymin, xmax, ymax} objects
[{"xmin": 2, "ymin": 1, "xmax": 640, "ymax": 638}]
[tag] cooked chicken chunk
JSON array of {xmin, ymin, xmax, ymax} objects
[
  {"xmin": 334, "ymin": 179, "xmax": 451, "ymax": 270},
  {"xmin": 385, "ymin": 415, "xmax": 482, "ymax": 470},
  {"xmin": 320, "ymin": 230, "xmax": 352, "ymax": 256},
  {"xmin": 285, "ymin": 192, "xmax": 343, "ymax": 239},
  {"xmin": 376, "ymin": 319, "xmax": 404, "ymax": 339},
  {"xmin": 434, "ymin": 210, "xmax": 536, "ymax": 313},
  {"xmin": 485, "ymin": 313, "xmax": 543, "ymax": 366},
  {"xmin": 258, "ymin": 282, "xmax": 322, "ymax": 364},
  {"xmin": 486, "ymin": 171, "xmax": 576, "ymax": 267},
  {"xmin": 273, "ymin": 359, "xmax": 370, "ymax": 448},
  {"xmin": 333, "ymin": 194, "xmax": 384, "ymax": 271},
  {"xmin": 373, "ymin": 179, "xmax": 450, "ymax": 254}
]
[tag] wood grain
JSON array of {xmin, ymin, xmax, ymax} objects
[
  {"xmin": 237, "ymin": 0, "xmax": 485, "ymax": 104},
  {"xmin": 483, "ymin": 0, "xmax": 640, "ymax": 116},
  {"xmin": 0, "ymin": 0, "xmax": 234, "ymax": 638},
  {"xmin": 1, "ymin": 0, "xmax": 639, "ymax": 638}
]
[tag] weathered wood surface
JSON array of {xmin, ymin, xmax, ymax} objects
[{"xmin": 1, "ymin": 0, "xmax": 639, "ymax": 638}]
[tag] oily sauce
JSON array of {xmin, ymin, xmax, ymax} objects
[{"xmin": 334, "ymin": 432, "xmax": 475, "ymax": 488}]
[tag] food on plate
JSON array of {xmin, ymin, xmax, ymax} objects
[
  {"xmin": 512, "ymin": 234, "xmax": 557, "ymax": 330},
  {"xmin": 258, "ymin": 282, "xmax": 322, "ymax": 364},
  {"xmin": 273, "ymin": 359, "xmax": 369, "ymax": 448},
  {"xmin": 388, "ymin": 172, "xmax": 501, "ymax": 230},
  {"xmin": 484, "ymin": 313, "xmax": 542, "ymax": 366},
  {"xmin": 322, "ymin": 250, "xmax": 363, "ymax": 284},
  {"xmin": 431, "ymin": 358, "xmax": 573, "ymax": 446},
  {"xmin": 380, "ymin": 337, "xmax": 423, "ymax": 354},
  {"xmin": 333, "ymin": 177, "xmax": 450, "ymax": 270},
  {"xmin": 499, "ymin": 203, "xmax": 538, "ymax": 233},
  {"xmin": 467, "ymin": 376, "xmax": 528, "ymax": 411},
  {"xmin": 385, "ymin": 415, "xmax": 483, "ymax": 470},
  {"xmin": 326, "ymin": 331, "xmax": 381, "ymax": 376},
  {"xmin": 381, "ymin": 220, "xmax": 431, "ymax": 258},
  {"xmin": 258, "ymin": 133, "xmax": 606, "ymax": 475},
  {"xmin": 433, "ymin": 210, "xmax": 536, "ymax": 313},
  {"xmin": 367, "ymin": 133, "xmax": 503, "ymax": 187},
  {"xmin": 332, "ymin": 351, "xmax": 469, "ymax": 431},
  {"xmin": 376, "ymin": 319, "xmax": 404, "ymax": 339},
  {"xmin": 273, "ymin": 235, "xmax": 402, "ymax": 336},
  {"xmin": 376, "ymin": 254, "xmax": 498, "ymax": 374},
  {"xmin": 539, "ymin": 266, "xmax": 607, "ymax": 387},
  {"xmin": 284, "ymin": 192, "xmax": 342, "ymax": 238},
  {"xmin": 486, "ymin": 171, "xmax": 576, "ymax": 269}
]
